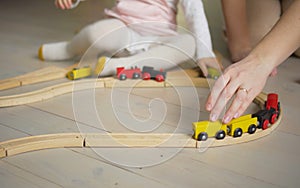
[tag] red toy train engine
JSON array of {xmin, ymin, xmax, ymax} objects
[
  {"xmin": 253, "ymin": 93, "xmax": 280, "ymax": 130},
  {"xmin": 116, "ymin": 66, "xmax": 142, "ymax": 80}
]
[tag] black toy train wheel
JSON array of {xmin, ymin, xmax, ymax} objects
[
  {"xmin": 197, "ymin": 132, "xmax": 208, "ymax": 141},
  {"xmin": 132, "ymin": 72, "xmax": 140, "ymax": 79},
  {"xmin": 233, "ymin": 128, "xmax": 243, "ymax": 137},
  {"xmin": 248, "ymin": 124, "xmax": 257, "ymax": 134},
  {"xmin": 215, "ymin": 130, "xmax": 226, "ymax": 140},
  {"xmin": 119, "ymin": 74, "xmax": 127, "ymax": 80}
]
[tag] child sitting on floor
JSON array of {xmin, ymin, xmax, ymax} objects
[{"xmin": 39, "ymin": 0, "xmax": 219, "ymax": 77}]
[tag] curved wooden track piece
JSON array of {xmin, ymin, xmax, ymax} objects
[
  {"xmin": 0, "ymin": 64, "xmax": 78, "ymax": 91},
  {"xmin": 0, "ymin": 79, "xmax": 108, "ymax": 107},
  {"xmin": 0, "ymin": 69, "xmax": 208, "ymax": 108},
  {"xmin": 0, "ymin": 92, "xmax": 282, "ymax": 159},
  {"xmin": 0, "ymin": 134, "xmax": 83, "ymax": 158}
]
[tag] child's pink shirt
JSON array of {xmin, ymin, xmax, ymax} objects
[
  {"xmin": 105, "ymin": 0, "xmax": 177, "ymax": 36},
  {"xmin": 105, "ymin": 0, "xmax": 214, "ymax": 59}
]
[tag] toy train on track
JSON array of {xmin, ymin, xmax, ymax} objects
[
  {"xmin": 193, "ymin": 93, "xmax": 280, "ymax": 141},
  {"xmin": 66, "ymin": 65, "xmax": 166, "ymax": 81},
  {"xmin": 116, "ymin": 66, "xmax": 166, "ymax": 82}
]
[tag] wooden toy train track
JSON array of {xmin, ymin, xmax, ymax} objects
[{"xmin": 0, "ymin": 67, "xmax": 282, "ymax": 159}]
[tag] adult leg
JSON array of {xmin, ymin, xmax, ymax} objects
[
  {"xmin": 246, "ymin": 0, "xmax": 281, "ymax": 47},
  {"xmin": 246, "ymin": 0, "xmax": 282, "ymax": 76},
  {"xmin": 39, "ymin": 19, "xmax": 131, "ymax": 61},
  {"xmin": 281, "ymin": 0, "xmax": 300, "ymax": 57},
  {"xmin": 98, "ymin": 33, "xmax": 196, "ymax": 77}
]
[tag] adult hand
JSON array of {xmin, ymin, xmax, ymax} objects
[
  {"xmin": 205, "ymin": 53, "xmax": 274, "ymax": 124},
  {"xmin": 197, "ymin": 57, "xmax": 223, "ymax": 77},
  {"xmin": 55, "ymin": 0, "xmax": 73, "ymax": 10}
]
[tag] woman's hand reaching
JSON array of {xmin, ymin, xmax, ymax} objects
[{"xmin": 205, "ymin": 53, "xmax": 274, "ymax": 124}]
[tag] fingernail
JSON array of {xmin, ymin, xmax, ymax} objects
[
  {"xmin": 234, "ymin": 112, "xmax": 239, "ymax": 119},
  {"xmin": 206, "ymin": 103, "xmax": 212, "ymax": 111},
  {"xmin": 210, "ymin": 113, "xmax": 217, "ymax": 122},
  {"xmin": 223, "ymin": 116, "xmax": 231, "ymax": 124}
]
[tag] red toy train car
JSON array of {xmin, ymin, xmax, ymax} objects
[
  {"xmin": 141, "ymin": 66, "xmax": 166, "ymax": 82},
  {"xmin": 116, "ymin": 66, "xmax": 166, "ymax": 82}
]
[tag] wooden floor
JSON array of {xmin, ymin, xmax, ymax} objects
[{"xmin": 1, "ymin": 1, "xmax": 300, "ymax": 187}]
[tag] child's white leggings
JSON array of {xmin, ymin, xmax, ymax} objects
[{"xmin": 42, "ymin": 19, "xmax": 196, "ymax": 76}]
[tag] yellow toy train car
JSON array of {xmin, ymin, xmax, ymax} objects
[
  {"xmin": 193, "ymin": 114, "xmax": 258, "ymax": 141},
  {"xmin": 66, "ymin": 66, "xmax": 92, "ymax": 80},
  {"xmin": 192, "ymin": 121, "xmax": 228, "ymax": 141},
  {"xmin": 226, "ymin": 114, "xmax": 257, "ymax": 137}
]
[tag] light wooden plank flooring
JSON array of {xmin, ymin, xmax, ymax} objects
[{"xmin": 0, "ymin": 0, "xmax": 299, "ymax": 187}]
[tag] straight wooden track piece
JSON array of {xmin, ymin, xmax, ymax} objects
[
  {"xmin": 165, "ymin": 77, "xmax": 210, "ymax": 88},
  {"xmin": 84, "ymin": 133, "xmax": 196, "ymax": 148},
  {"xmin": 105, "ymin": 79, "xmax": 165, "ymax": 88},
  {"xmin": 164, "ymin": 68, "xmax": 212, "ymax": 87}
]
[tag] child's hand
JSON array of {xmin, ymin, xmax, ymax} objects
[
  {"xmin": 197, "ymin": 57, "xmax": 223, "ymax": 77},
  {"xmin": 55, "ymin": 0, "xmax": 73, "ymax": 10}
]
